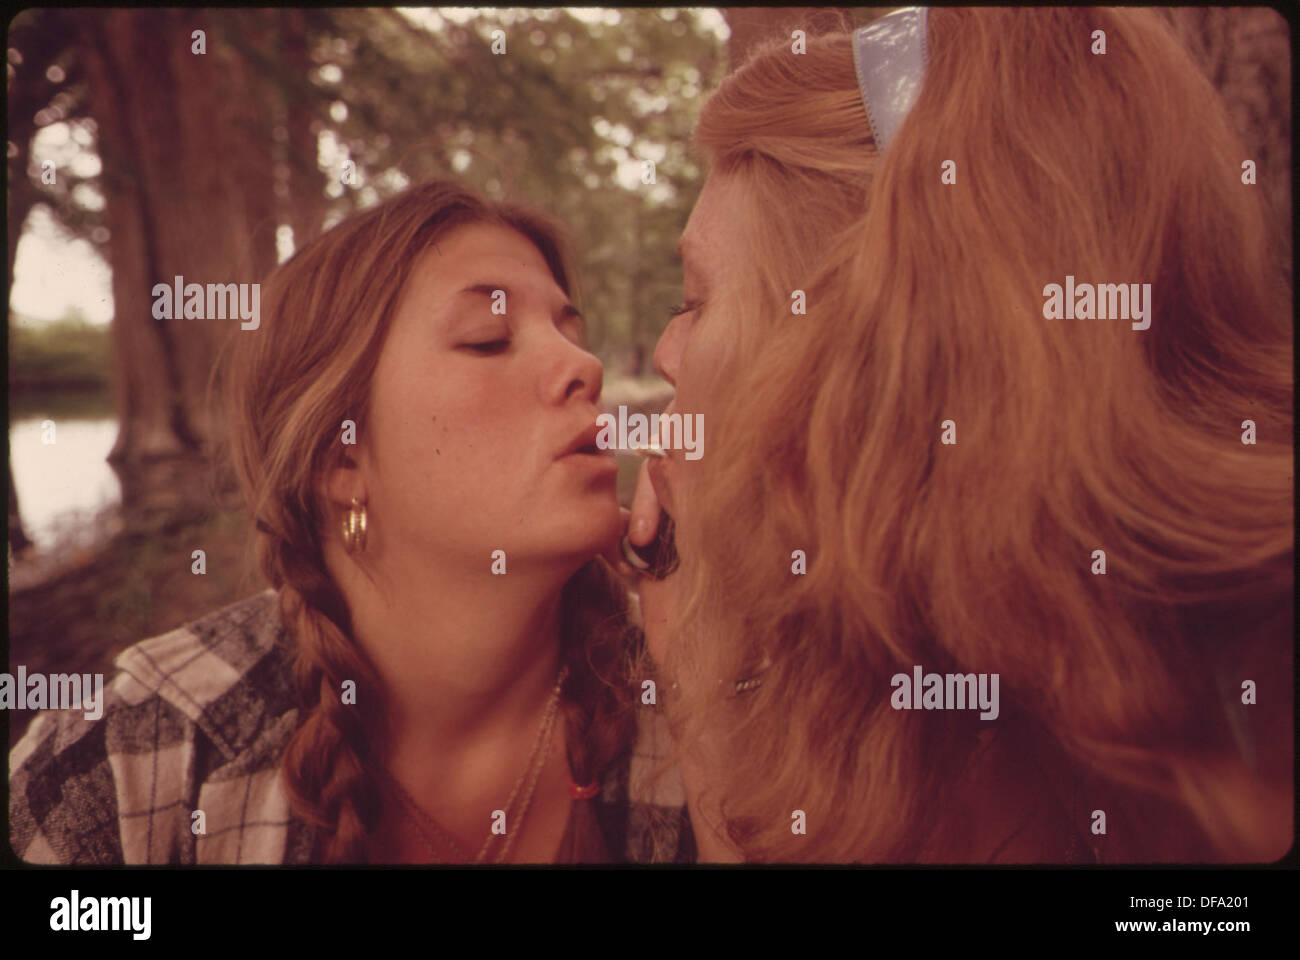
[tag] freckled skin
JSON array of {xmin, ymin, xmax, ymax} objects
[
  {"xmin": 346, "ymin": 223, "xmax": 619, "ymax": 573},
  {"xmin": 312, "ymin": 223, "xmax": 625, "ymax": 864}
]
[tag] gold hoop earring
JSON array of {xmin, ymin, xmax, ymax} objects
[{"xmin": 341, "ymin": 497, "xmax": 367, "ymax": 553}]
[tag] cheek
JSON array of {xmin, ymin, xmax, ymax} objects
[
  {"xmin": 369, "ymin": 357, "xmax": 499, "ymax": 475},
  {"xmin": 677, "ymin": 316, "xmax": 731, "ymax": 417},
  {"xmin": 374, "ymin": 380, "xmax": 525, "ymax": 527},
  {"xmin": 405, "ymin": 377, "xmax": 515, "ymax": 467}
]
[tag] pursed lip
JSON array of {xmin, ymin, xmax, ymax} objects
[{"xmin": 559, "ymin": 419, "xmax": 609, "ymax": 459}]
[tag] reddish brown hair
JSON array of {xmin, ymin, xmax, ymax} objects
[
  {"xmin": 662, "ymin": 8, "xmax": 1292, "ymax": 862},
  {"xmin": 221, "ymin": 180, "xmax": 638, "ymax": 862}
]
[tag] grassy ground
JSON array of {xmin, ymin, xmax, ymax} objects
[
  {"xmin": 6, "ymin": 506, "xmax": 263, "ymax": 750},
  {"xmin": 9, "ymin": 317, "xmax": 112, "ymax": 394}
]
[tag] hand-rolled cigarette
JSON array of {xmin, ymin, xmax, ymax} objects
[{"xmin": 633, "ymin": 444, "xmax": 667, "ymax": 459}]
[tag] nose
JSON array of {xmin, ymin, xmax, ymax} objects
[
  {"xmin": 551, "ymin": 334, "xmax": 604, "ymax": 406},
  {"xmin": 652, "ymin": 311, "xmax": 687, "ymax": 387}
]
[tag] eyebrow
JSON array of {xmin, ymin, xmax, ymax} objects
[{"xmin": 458, "ymin": 283, "xmax": 583, "ymax": 324}]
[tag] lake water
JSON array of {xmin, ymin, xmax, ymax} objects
[{"xmin": 9, "ymin": 392, "xmax": 122, "ymax": 555}]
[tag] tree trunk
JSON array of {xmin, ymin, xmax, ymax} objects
[
  {"xmin": 1164, "ymin": 8, "xmax": 1291, "ymax": 281},
  {"xmin": 8, "ymin": 190, "xmax": 36, "ymax": 557},
  {"xmin": 7, "ymin": 14, "xmax": 46, "ymax": 556},
  {"xmin": 281, "ymin": 8, "xmax": 328, "ymax": 251},
  {"xmin": 76, "ymin": 10, "xmax": 278, "ymax": 528},
  {"xmin": 8, "ymin": 458, "xmax": 32, "ymax": 555}
]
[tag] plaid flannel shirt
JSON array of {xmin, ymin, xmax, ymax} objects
[{"xmin": 8, "ymin": 589, "xmax": 695, "ymax": 864}]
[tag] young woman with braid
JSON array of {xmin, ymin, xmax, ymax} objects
[
  {"xmin": 623, "ymin": 7, "xmax": 1293, "ymax": 863},
  {"xmin": 10, "ymin": 180, "xmax": 694, "ymax": 864}
]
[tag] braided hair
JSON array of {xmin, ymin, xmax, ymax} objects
[{"xmin": 220, "ymin": 180, "xmax": 639, "ymax": 862}]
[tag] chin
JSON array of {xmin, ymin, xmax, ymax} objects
[{"xmin": 554, "ymin": 493, "xmax": 621, "ymax": 557}]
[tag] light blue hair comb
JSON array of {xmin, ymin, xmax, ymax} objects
[{"xmin": 852, "ymin": 7, "xmax": 930, "ymax": 152}]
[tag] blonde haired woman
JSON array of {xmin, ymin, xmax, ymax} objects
[
  {"xmin": 627, "ymin": 7, "xmax": 1292, "ymax": 863},
  {"xmin": 11, "ymin": 179, "xmax": 693, "ymax": 864}
]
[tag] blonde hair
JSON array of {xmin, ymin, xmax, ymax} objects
[
  {"xmin": 221, "ymin": 180, "xmax": 639, "ymax": 862},
  {"xmin": 663, "ymin": 8, "xmax": 1292, "ymax": 862}
]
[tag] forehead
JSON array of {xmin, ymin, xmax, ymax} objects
[
  {"xmin": 679, "ymin": 173, "xmax": 738, "ymax": 277},
  {"xmin": 422, "ymin": 221, "xmax": 559, "ymax": 287}
]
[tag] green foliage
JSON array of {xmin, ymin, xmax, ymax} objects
[
  {"xmin": 259, "ymin": 7, "xmax": 725, "ymax": 370},
  {"xmin": 17, "ymin": 8, "xmax": 727, "ymax": 378},
  {"xmin": 9, "ymin": 313, "xmax": 112, "ymax": 391}
]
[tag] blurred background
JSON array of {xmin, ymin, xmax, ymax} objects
[{"xmin": 6, "ymin": 7, "xmax": 1290, "ymax": 749}]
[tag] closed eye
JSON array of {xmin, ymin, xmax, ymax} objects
[
  {"xmin": 558, "ymin": 315, "xmax": 586, "ymax": 349},
  {"xmin": 462, "ymin": 340, "xmax": 510, "ymax": 355}
]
